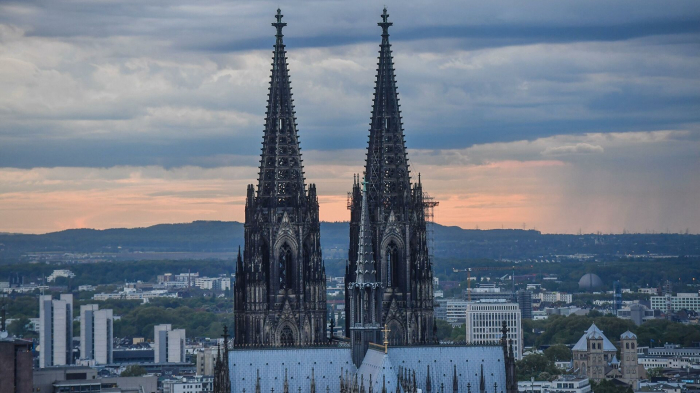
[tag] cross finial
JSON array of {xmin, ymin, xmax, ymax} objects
[
  {"xmin": 273, "ymin": 8, "xmax": 287, "ymax": 37},
  {"xmin": 382, "ymin": 323, "xmax": 391, "ymax": 353},
  {"xmin": 378, "ymin": 7, "xmax": 392, "ymax": 35}
]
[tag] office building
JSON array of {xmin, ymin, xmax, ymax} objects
[
  {"xmin": 465, "ymin": 300, "xmax": 523, "ymax": 359},
  {"xmin": 154, "ymin": 324, "xmax": 186, "ymax": 363},
  {"xmin": 616, "ymin": 303, "xmax": 656, "ymax": 325},
  {"xmin": 445, "ymin": 299, "xmax": 469, "ymax": 324},
  {"xmin": 39, "ymin": 294, "xmax": 74, "ymax": 368},
  {"xmin": 196, "ymin": 347, "xmax": 221, "ymax": 376},
  {"xmin": 80, "ymin": 304, "xmax": 113, "ymax": 364},
  {"xmin": 651, "ymin": 292, "xmax": 700, "ymax": 312}
]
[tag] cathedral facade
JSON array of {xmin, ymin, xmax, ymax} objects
[
  {"xmin": 345, "ymin": 8, "xmax": 435, "ymax": 348},
  {"xmin": 223, "ymin": 8, "xmax": 518, "ymax": 393},
  {"xmin": 233, "ymin": 9, "xmax": 327, "ymax": 347}
]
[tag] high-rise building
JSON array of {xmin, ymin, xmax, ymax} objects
[
  {"xmin": 613, "ymin": 281, "xmax": 622, "ymax": 312},
  {"xmin": 517, "ymin": 290, "xmax": 533, "ymax": 319},
  {"xmin": 80, "ymin": 304, "xmax": 98, "ymax": 361},
  {"xmin": 39, "ymin": 294, "xmax": 73, "ymax": 368},
  {"xmin": 154, "ymin": 324, "xmax": 186, "ymax": 363},
  {"xmin": 344, "ymin": 2, "xmax": 434, "ymax": 347},
  {"xmin": 465, "ymin": 300, "xmax": 523, "ymax": 359},
  {"xmin": 80, "ymin": 304, "xmax": 113, "ymax": 364},
  {"xmin": 233, "ymin": 6, "xmax": 326, "ymax": 347}
]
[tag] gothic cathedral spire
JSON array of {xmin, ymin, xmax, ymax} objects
[
  {"xmin": 257, "ymin": 8, "xmax": 306, "ymax": 208},
  {"xmin": 235, "ymin": 8, "xmax": 327, "ymax": 348},
  {"xmin": 365, "ymin": 7, "xmax": 411, "ymax": 218},
  {"xmin": 346, "ymin": 7, "xmax": 435, "ymax": 347}
]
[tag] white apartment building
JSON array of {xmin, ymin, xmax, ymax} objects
[
  {"xmin": 155, "ymin": 324, "xmax": 186, "ymax": 363},
  {"xmin": 80, "ymin": 304, "xmax": 114, "ymax": 365},
  {"xmin": 465, "ymin": 300, "xmax": 522, "ymax": 359},
  {"xmin": 651, "ymin": 293, "xmax": 700, "ymax": 312},
  {"xmin": 162, "ymin": 375, "xmax": 213, "ymax": 393},
  {"xmin": 518, "ymin": 377, "xmax": 591, "ymax": 393},
  {"xmin": 539, "ymin": 292, "xmax": 573, "ymax": 304},
  {"xmin": 47, "ymin": 269, "xmax": 76, "ymax": 282},
  {"xmin": 637, "ymin": 356, "xmax": 692, "ymax": 370},
  {"xmin": 93, "ymin": 290, "xmax": 178, "ymax": 301},
  {"xmin": 39, "ymin": 294, "xmax": 74, "ymax": 368},
  {"xmin": 194, "ymin": 277, "xmax": 231, "ymax": 291},
  {"xmin": 445, "ymin": 299, "xmax": 469, "ymax": 324}
]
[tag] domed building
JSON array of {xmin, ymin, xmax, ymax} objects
[{"xmin": 579, "ymin": 273, "xmax": 603, "ymax": 290}]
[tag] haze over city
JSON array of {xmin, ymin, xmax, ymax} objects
[{"xmin": 1, "ymin": 0, "xmax": 699, "ymax": 234}]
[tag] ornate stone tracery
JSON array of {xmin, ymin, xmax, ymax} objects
[{"xmin": 234, "ymin": 9, "xmax": 326, "ymax": 348}]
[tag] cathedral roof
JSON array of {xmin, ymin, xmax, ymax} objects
[
  {"xmin": 229, "ymin": 347, "xmax": 356, "ymax": 392},
  {"xmin": 228, "ymin": 344, "xmax": 508, "ymax": 393},
  {"xmin": 620, "ymin": 330, "xmax": 637, "ymax": 340},
  {"xmin": 356, "ymin": 347, "xmax": 401, "ymax": 392},
  {"xmin": 572, "ymin": 323, "xmax": 617, "ymax": 352},
  {"xmin": 388, "ymin": 345, "xmax": 507, "ymax": 393},
  {"xmin": 255, "ymin": 8, "xmax": 306, "ymax": 208}
]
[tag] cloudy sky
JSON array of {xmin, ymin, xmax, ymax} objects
[{"xmin": 1, "ymin": 0, "xmax": 699, "ymax": 234}]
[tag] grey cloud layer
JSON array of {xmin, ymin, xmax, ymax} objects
[{"xmin": 0, "ymin": 0, "xmax": 699, "ymax": 169}]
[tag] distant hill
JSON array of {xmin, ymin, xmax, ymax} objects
[{"xmin": 1, "ymin": 221, "xmax": 699, "ymax": 262}]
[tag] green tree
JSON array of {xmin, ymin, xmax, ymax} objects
[
  {"xmin": 435, "ymin": 319, "xmax": 454, "ymax": 341},
  {"xmin": 544, "ymin": 344, "xmax": 572, "ymax": 362},
  {"xmin": 516, "ymin": 354, "xmax": 560, "ymax": 381},
  {"xmin": 121, "ymin": 365, "xmax": 147, "ymax": 377},
  {"xmin": 646, "ymin": 368, "xmax": 664, "ymax": 379},
  {"xmin": 590, "ymin": 379, "xmax": 633, "ymax": 393},
  {"xmin": 7, "ymin": 317, "xmax": 30, "ymax": 337},
  {"xmin": 450, "ymin": 324, "xmax": 466, "ymax": 342}
]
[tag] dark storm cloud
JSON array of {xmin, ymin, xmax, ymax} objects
[{"xmin": 0, "ymin": 0, "xmax": 699, "ymax": 169}]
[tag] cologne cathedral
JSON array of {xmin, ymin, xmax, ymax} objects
[{"xmin": 223, "ymin": 8, "xmax": 519, "ymax": 393}]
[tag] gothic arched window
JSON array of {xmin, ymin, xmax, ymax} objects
[
  {"xmin": 279, "ymin": 244, "xmax": 293, "ymax": 290},
  {"xmin": 387, "ymin": 243, "xmax": 400, "ymax": 288},
  {"xmin": 280, "ymin": 326, "xmax": 294, "ymax": 346}
]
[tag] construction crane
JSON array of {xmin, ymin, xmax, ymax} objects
[{"xmin": 453, "ymin": 265, "xmax": 530, "ymax": 301}]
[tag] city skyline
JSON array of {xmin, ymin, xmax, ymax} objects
[{"xmin": 1, "ymin": 0, "xmax": 699, "ymax": 234}]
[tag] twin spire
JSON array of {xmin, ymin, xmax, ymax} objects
[
  {"xmin": 366, "ymin": 7, "xmax": 411, "ymax": 218},
  {"xmin": 257, "ymin": 8, "xmax": 305, "ymax": 208},
  {"xmin": 257, "ymin": 7, "xmax": 407, "ymax": 214}
]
